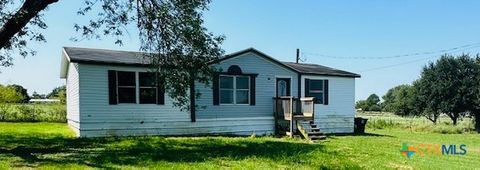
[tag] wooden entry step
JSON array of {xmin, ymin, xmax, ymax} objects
[{"xmin": 297, "ymin": 121, "xmax": 327, "ymax": 142}]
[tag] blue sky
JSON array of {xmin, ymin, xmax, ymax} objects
[{"xmin": 1, "ymin": 0, "xmax": 480, "ymax": 100}]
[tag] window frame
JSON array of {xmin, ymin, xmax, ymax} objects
[
  {"xmin": 114, "ymin": 71, "xmax": 162, "ymax": 105},
  {"xmin": 235, "ymin": 76, "xmax": 250, "ymax": 105},
  {"xmin": 219, "ymin": 75, "xmax": 250, "ymax": 105},
  {"xmin": 116, "ymin": 71, "xmax": 137, "ymax": 104},
  {"xmin": 138, "ymin": 72, "xmax": 158, "ymax": 104},
  {"xmin": 308, "ymin": 79, "xmax": 325, "ymax": 104}
]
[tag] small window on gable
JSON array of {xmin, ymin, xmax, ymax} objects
[
  {"xmin": 139, "ymin": 72, "xmax": 157, "ymax": 104},
  {"xmin": 117, "ymin": 71, "xmax": 136, "ymax": 103}
]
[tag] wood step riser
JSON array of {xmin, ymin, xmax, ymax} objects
[
  {"xmin": 297, "ymin": 122, "xmax": 326, "ymax": 141},
  {"xmin": 311, "ymin": 138, "xmax": 327, "ymax": 140},
  {"xmin": 307, "ymin": 132, "xmax": 324, "ymax": 135}
]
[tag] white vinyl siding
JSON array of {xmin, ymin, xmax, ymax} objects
[
  {"xmin": 75, "ymin": 62, "xmax": 277, "ymax": 137},
  {"xmin": 77, "ymin": 64, "xmax": 189, "ymax": 137},
  {"xmin": 196, "ymin": 51, "xmax": 299, "ymax": 119},
  {"xmin": 302, "ymin": 75, "xmax": 356, "ymax": 133},
  {"xmin": 66, "ymin": 63, "xmax": 80, "ymax": 135}
]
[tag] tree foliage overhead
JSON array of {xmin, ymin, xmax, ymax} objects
[
  {"xmin": 74, "ymin": 0, "xmax": 224, "ymax": 111},
  {"xmin": 0, "ymin": 0, "xmax": 224, "ymax": 111},
  {"xmin": 0, "ymin": 0, "xmax": 58, "ymax": 67}
]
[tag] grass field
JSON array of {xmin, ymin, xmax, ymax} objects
[
  {"xmin": 0, "ymin": 121, "xmax": 479, "ymax": 169},
  {"xmin": 0, "ymin": 104, "xmax": 66, "ymax": 122},
  {"xmin": 358, "ymin": 112, "xmax": 476, "ymax": 134}
]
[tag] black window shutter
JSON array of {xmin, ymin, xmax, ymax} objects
[
  {"xmin": 324, "ymin": 79, "xmax": 329, "ymax": 105},
  {"xmin": 250, "ymin": 75, "xmax": 256, "ymax": 105},
  {"xmin": 212, "ymin": 74, "xmax": 219, "ymax": 105},
  {"xmin": 157, "ymin": 82, "xmax": 165, "ymax": 105},
  {"xmin": 305, "ymin": 79, "xmax": 310, "ymax": 97},
  {"xmin": 108, "ymin": 70, "xmax": 118, "ymax": 105}
]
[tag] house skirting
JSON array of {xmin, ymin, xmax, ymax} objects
[{"xmin": 74, "ymin": 117, "xmax": 275, "ymax": 137}]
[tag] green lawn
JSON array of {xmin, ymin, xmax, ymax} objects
[{"xmin": 0, "ymin": 122, "xmax": 479, "ymax": 169}]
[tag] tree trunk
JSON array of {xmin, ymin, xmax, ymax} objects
[
  {"xmin": 189, "ymin": 71, "xmax": 196, "ymax": 122},
  {"xmin": 475, "ymin": 113, "xmax": 480, "ymax": 132},
  {"xmin": 424, "ymin": 112, "xmax": 439, "ymax": 124},
  {"xmin": 446, "ymin": 112, "xmax": 459, "ymax": 126},
  {"xmin": 0, "ymin": 0, "xmax": 59, "ymax": 49},
  {"xmin": 452, "ymin": 117, "xmax": 458, "ymax": 126}
]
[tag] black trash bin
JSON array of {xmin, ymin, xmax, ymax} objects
[{"xmin": 354, "ymin": 117, "xmax": 368, "ymax": 133}]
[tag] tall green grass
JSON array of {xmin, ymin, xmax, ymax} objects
[
  {"xmin": 1, "ymin": 122, "xmax": 480, "ymax": 169},
  {"xmin": 0, "ymin": 104, "xmax": 66, "ymax": 122},
  {"xmin": 359, "ymin": 112, "xmax": 476, "ymax": 134}
]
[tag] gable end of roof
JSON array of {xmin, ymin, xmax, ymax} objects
[{"xmin": 214, "ymin": 48, "xmax": 299, "ymax": 73}]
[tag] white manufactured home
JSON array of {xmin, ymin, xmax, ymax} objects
[{"xmin": 60, "ymin": 47, "xmax": 360, "ymax": 138}]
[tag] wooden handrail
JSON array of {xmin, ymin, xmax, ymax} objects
[{"xmin": 273, "ymin": 96, "xmax": 316, "ymax": 137}]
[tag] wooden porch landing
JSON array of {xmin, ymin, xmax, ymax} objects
[{"xmin": 273, "ymin": 96, "xmax": 327, "ymax": 142}]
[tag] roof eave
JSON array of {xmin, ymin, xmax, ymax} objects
[
  {"xmin": 301, "ymin": 72, "xmax": 361, "ymax": 78},
  {"xmin": 59, "ymin": 48, "xmax": 70, "ymax": 79},
  {"xmin": 69, "ymin": 59, "xmax": 149, "ymax": 67}
]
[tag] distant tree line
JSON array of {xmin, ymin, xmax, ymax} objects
[
  {"xmin": 356, "ymin": 54, "xmax": 480, "ymax": 131},
  {"xmin": 356, "ymin": 94, "xmax": 381, "ymax": 112},
  {"xmin": 0, "ymin": 84, "xmax": 66, "ymax": 104}
]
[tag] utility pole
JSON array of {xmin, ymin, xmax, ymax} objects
[{"xmin": 296, "ymin": 48, "xmax": 300, "ymax": 63}]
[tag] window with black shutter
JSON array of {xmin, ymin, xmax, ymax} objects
[
  {"xmin": 108, "ymin": 70, "xmax": 117, "ymax": 104},
  {"xmin": 108, "ymin": 71, "xmax": 164, "ymax": 105},
  {"xmin": 117, "ymin": 71, "xmax": 136, "ymax": 103},
  {"xmin": 213, "ymin": 65, "xmax": 256, "ymax": 106},
  {"xmin": 305, "ymin": 79, "xmax": 329, "ymax": 105},
  {"xmin": 139, "ymin": 72, "xmax": 157, "ymax": 104},
  {"xmin": 219, "ymin": 75, "xmax": 250, "ymax": 105}
]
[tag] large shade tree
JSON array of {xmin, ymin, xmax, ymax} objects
[
  {"xmin": 365, "ymin": 94, "xmax": 381, "ymax": 111},
  {"xmin": 0, "ymin": 84, "xmax": 23, "ymax": 103},
  {"xmin": 382, "ymin": 84, "xmax": 416, "ymax": 116},
  {"xmin": 0, "ymin": 0, "xmax": 224, "ymax": 111},
  {"xmin": 412, "ymin": 79, "xmax": 441, "ymax": 124},
  {"xmin": 415, "ymin": 54, "xmax": 480, "ymax": 126},
  {"xmin": 7, "ymin": 84, "xmax": 30, "ymax": 103},
  {"xmin": 470, "ymin": 55, "xmax": 480, "ymax": 131}
]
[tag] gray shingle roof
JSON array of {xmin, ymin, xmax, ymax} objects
[
  {"xmin": 283, "ymin": 62, "xmax": 360, "ymax": 78},
  {"xmin": 64, "ymin": 47, "xmax": 148, "ymax": 65},
  {"xmin": 63, "ymin": 47, "xmax": 360, "ymax": 78}
]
